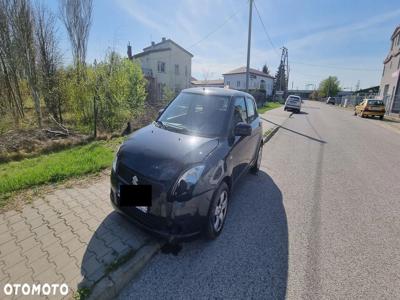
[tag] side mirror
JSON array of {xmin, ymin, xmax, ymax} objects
[
  {"xmin": 234, "ymin": 122, "xmax": 252, "ymax": 137},
  {"xmin": 158, "ymin": 108, "xmax": 164, "ymax": 116}
]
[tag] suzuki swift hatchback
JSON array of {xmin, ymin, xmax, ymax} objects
[{"xmin": 110, "ymin": 87, "xmax": 263, "ymax": 241}]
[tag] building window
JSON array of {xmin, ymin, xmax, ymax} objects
[
  {"xmin": 227, "ymin": 81, "xmax": 230, "ymax": 86},
  {"xmin": 175, "ymin": 64, "xmax": 179, "ymax": 75},
  {"xmin": 157, "ymin": 61, "xmax": 166, "ymax": 73},
  {"xmin": 237, "ymin": 81, "xmax": 240, "ymax": 87},
  {"xmin": 260, "ymin": 79, "xmax": 266, "ymax": 90},
  {"xmin": 185, "ymin": 66, "xmax": 188, "ymax": 76}
]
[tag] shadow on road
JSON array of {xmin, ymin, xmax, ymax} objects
[
  {"xmin": 261, "ymin": 116, "xmax": 326, "ymax": 144},
  {"xmin": 125, "ymin": 170, "xmax": 290, "ymax": 299},
  {"xmin": 78, "ymin": 211, "xmax": 151, "ymax": 292}
]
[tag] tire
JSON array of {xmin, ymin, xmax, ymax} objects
[
  {"xmin": 354, "ymin": 111, "xmax": 357, "ymax": 116},
  {"xmin": 284, "ymin": 107, "xmax": 287, "ymax": 111},
  {"xmin": 250, "ymin": 144, "xmax": 263, "ymax": 174},
  {"xmin": 379, "ymin": 115, "xmax": 384, "ymax": 120},
  {"xmin": 204, "ymin": 182, "xmax": 229, "ymax": 240}
]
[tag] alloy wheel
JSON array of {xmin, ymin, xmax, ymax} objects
[{"xmin": 213, "ymin": 190, "xmax": 228, "ymax": 232}]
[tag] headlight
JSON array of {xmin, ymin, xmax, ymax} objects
[
  {"xmin": 112, "ymin": 155, "xmax": 118, "ymax": 172},
  {"xmin": 173, "ymin": 165, "xmax": 205, "ymax": 200},
  {"xmin": 112, "ymin": 146, "xmax": 121, "ymax": 172}
]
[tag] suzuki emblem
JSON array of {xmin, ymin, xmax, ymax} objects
[{"xmin": 132, "ymin": 175, "xmax": 139, "ymax": 185}]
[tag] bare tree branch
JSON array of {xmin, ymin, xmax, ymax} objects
[{"xmin": 59, "ymin": 0, "xmax": 93, "ymax": 78}]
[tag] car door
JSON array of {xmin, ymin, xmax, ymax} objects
[
  {"xmin": 245, "ymin": 97, "xmax": 262, "ymax": 164},
  {"xmin": 229, "ymin": 96, "xmax": 250, "ymax": 183}
]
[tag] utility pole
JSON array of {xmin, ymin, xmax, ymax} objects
[{"xmin": 245, "ymin": 0, "xmax": 253, "ymax": 92}]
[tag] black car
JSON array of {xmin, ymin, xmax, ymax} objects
[{"xmin": 110, "ymin": 87, "xmax": 263, "ymax": 241}]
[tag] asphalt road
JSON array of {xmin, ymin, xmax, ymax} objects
[{"xmin": 119, "ymin": 101, "xmax": 400, "ymax": 299}]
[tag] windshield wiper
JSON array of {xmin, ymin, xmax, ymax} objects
[
  {"xmin": 163, "ymin": 123, "xmax": 191, "ymax": 134},
  {"xmin": 154, "ymin": 120, "xmax": 165, "ymax": 128}
]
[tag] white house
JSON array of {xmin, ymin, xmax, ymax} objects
[
  {"xmin": 223, "ymin": 66, "xmax": 274, "ymax": 96},
  {"xmin": 131, "ymin": 38, "xmax": 193, "ymax": 99},
  {"xmin": 379, "ymin": 25, "xmax": 400, "ymax": 114}
]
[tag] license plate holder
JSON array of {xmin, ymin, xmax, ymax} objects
[{"xmin": 119, "ymin": 185, "xmax": 152, "ymax": 208}]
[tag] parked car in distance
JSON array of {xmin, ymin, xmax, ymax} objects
[
  {"xmin": 284, "ymin": 95, "xmax": 302, "ymax": 113},
  {"xmin": 110, "ymin": 87, "xmax": 263, "ymax": 241},
  {"xmin": 354, "ymin": 99, "xmax": 385, "ymax": 119},
  {"xmin": 326, "ymin": 97, "xmax": 336, "ymax": 105}
]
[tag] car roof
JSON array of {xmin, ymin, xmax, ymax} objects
[
  {"xmin": 181, "ymin": 87, "xmax": 255, "ymax": 99},
  {"xmin": 288, "ymin": 95, "xmax": 301, "ymax": 98}
]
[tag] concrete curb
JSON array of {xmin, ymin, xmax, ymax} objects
[
  {"xmin": 87, "ymin": 239, "xmax": 164, "ymax": 300},
  {"xmin": 262, "ymin": 126, "xmax": 279, "ymax": 144},
  {"xmin": 261, "ymin": 112, "xmax": 293, "ymax": 145}
]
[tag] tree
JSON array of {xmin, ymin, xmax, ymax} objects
[
  {"xmin": 86, "ymin": 53, "xmax": 147, "ymax": 132},
  {"xmin": 10, "ymin": 0, "xmax": 42, "ymax": 127},
  {"xmin": 59, "ymin": 0, "xmax": 93, "ymax": 79},
  {"xmin": 0, "ymin": 0, "xmax": 25, "ymax": 123},
  {"xmin": 162, "ymin": 86, "xmax": 175, "ymax": 103},
  {"xmin": 262, "ymin": 64, "xmax": 270, "ymax": 75},
  {"xmin": 318, "ymin": 76, "xmax": 341, "ymax": 97},
  {"xmin": 35, "ymin": 3, "xmax": 63, "ymax": 122}
]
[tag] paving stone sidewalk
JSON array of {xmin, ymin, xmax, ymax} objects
[{"xmin": 0, "ymin": 175, "xmax": 155, "ymax": 299}]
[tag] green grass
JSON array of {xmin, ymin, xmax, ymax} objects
[
  {"xmin": 257, "ymin": 102, "xmax": 282, "ymax": 114},
  {"xmin": 0, "ymin": 137, "xmax": 123, "ymax": 204}
]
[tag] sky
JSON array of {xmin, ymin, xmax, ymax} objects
[{"xmin": 46, "ymin": 0, "xmax": 400, "ymax": 90}]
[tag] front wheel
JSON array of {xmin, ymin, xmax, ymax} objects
[
  {"xmin": 354, "ymin": 111, "xmax": 357, "ymax": 116},
  {"xmin": 204, "ymin": 183, "xmax": 229, "ymax": 240}
]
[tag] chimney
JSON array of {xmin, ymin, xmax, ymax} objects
[
  {"xmin": 127, "ymin": 42, "xmax": 132, "ymax": 60},
  {"xmin": 162, "ymin": 37, "xmax": 166, "ymax": 42},
  {"xmin": 151, "ymin": 41, "xmax": 155, "ymax": 47}
]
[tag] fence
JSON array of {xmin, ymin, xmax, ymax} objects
[{"xmin": 320, "ymin": 93, "xmax": 400, "ymax": 115}]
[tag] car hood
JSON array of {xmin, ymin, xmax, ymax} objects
[{"xmin": 118, "ymin": 123, "xmax": 219, "ymax": 181}]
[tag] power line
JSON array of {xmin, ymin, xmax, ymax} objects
[
  {"xmin": 187, "ymin": 8, "xmax": 242, "ymax": 50},
  {"xmin": 253, "ymin": 0, "xmax": 280, "ymax": 57},
  {"xmin": 291, "ymin": 61, "xmax": 380, "ymax": 72}
]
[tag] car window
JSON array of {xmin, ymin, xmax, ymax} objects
[
  {"xmin": 368, "ymin": 100, "xmax": 384, "ymax": 106},
  {"xmin": 245, "ymin": 98, "xmax": 257, "ymax": 123},
  {"xmin": 288, "ymin": 96, "xmax": 300, "ymax": 102},
  {"xmin": 233, "ymin": 97, "xmax": 247, "ymax": 126},
  {"xmin": 158, "ymin": 92, "xmax": 230, "ymax": 137}
]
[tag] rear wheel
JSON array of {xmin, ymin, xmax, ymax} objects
[
  {"xmin": 204, "ymin": 183, "xmax": 229, "ymax": 240},
  {"xmin": 354, "ymin": 111, "xmax": 357, "ymax": 116},
  {"xmin": 379, "ymin": 115, "xmax": 384, "ymax": 120}
]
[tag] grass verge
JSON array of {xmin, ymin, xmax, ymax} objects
[
  {"xmin": 257, "ymin": 102, "xmax": 282, "ymax": 114},
  {"xmin": 0, "ymin": 137, "xmax": 123, "ymax": 207}
]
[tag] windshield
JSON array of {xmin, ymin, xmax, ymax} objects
[
  {"xmin": 158, "ymin": 92, "xmax": 230, "ymax": 137},
  {"xmin": 368, "ymin": 100, "xmax": 384, "ymax": 105}
]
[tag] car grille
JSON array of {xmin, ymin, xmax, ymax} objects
[{"xmin": 117, "ymin": 162, "xmax": 163, "ymax": 199}]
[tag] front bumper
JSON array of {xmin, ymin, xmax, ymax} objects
[{"xmin": 110, "ymin": 183, "xmax": 214, "ymax": 241}]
